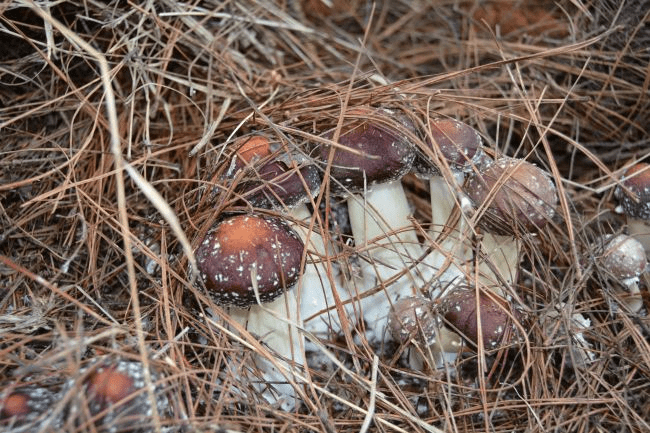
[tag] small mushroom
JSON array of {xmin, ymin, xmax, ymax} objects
[
  {"xmin": 465, "ymin": 157, "xmax": 558, "ymax": 292},
  {"xmin": 615, "ymin": 162, "xmax": 650, "ymax": 253},
  {"xmin": 598, "ymin": 233, "xmax": 647, "ymax": 313},
  {"xmin": 388, "ymin": 296, "xmax": 463, "ymax": 369},
  {"xmin": 81, "ymin": 359, "xmax": 169, "ymax": 428},
  {"xmin": 438, "ymin": 288, "xmax": 523, "ymax": 351},
  {"xmin": 195, "ymin": 213, "xmax": 305, "ymax": 410},
  {"xmin": 0, "ymin": 386, "xmax": 59, "ymax": 430},
  {"xmin": 318, "ymin": 107, "xmax": 425, "ymax": 342}
]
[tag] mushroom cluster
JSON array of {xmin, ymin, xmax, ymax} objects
[{"xmin": 196, "ymin": 108, "xmax": 567, "ymax": 408}]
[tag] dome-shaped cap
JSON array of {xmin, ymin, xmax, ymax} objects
[
  {"xmin": 614, "ymin": 162, "xmax": 650, "ymax": 220},
  {"xmin": 413, "ymin": 118, "xmax": 484, "ymax": 177},
  {"xmin": 195, "ymin": 214, "xmax": 304, "ymax": 307},
  {"xmin": 439, "ymin": 289, "xmax": 522, "ymax": 349},
  {"xmin": 599, "ymin": 233, "xmax": 647, "ymax": 281},
  {"xmin": 465, "ymin": 157, "xmax": 558, "ymax": 236},
  {"xmin": 388, "ymin": 296, "xmax": 440, "ymax": 346},
  {"xmin": 0, "ymin": 386, "xmax": 55, "ymax": 423},
  {"xmin": 80, "ymin": 359, "xmax": 169, "ymax": 429},
  {"xmin": 319, "ymin": 107, "xmax": 416, "ymax": 193},
  {"xmin": 226, "ymin": 135, "xmax": 272, "ymax": 177},
  {"xmin": 239, "ymin": 161, "xmax": 321, "ymax": 209}
]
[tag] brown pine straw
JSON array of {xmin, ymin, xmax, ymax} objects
[{"xmin": 1, "ymin": 0, "xmax": 650, "ymax": 431}]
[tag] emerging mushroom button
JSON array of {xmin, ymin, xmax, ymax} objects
[{"xmin": 196, "ymin": 214, "xmax": 305, "ymax": 307}]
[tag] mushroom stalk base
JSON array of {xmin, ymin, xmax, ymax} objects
[
  {"xmin": 229, "ymin": 292, "xmax": 304, "ymax": 411},
  {"xmin": 347, "ymin": 180, "xmax": 423, "ymax": 342},
  {"xmin": 477, "ymin": 233, "xmax": 520, "ymax": 295},
  {"xmin": 290, "ymin": 204, "xmax": 352, "ymax": 340}
]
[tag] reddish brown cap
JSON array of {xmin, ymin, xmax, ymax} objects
[
  {"xmin": 238, "ymin": 161, "xmax": 321, "ymax": 209},
  {"xmin": 319, "ymin": 107, "xmax": 416, "ymax": 192},
  {"xmin": 439, "ymin": 289, "xmax": 522, "ymax": 349},
  {"xmin": 0, "ymin": 386, "xmax": 55, "ymax": 423},
  {"xmin": 227, "ymin": 135, "xmax": 272, "ymax": 176},
  {"xmin": 599, "ymin": 234, "xmax": 647, "ymax": 280},
  {"xmin": 615, "ymin": 162, "xmax": 650, "ymax": 220},
  {"xmin": 81, "ymin": 360, "xmax": 168, "ymax": 429},
  {"xmin": 195, "ymin": 214, "xmax": 305, "ymax": 307},
  {"xmin": 86, "ymin": 365, "xmax": 137, "ymax": 408},
  {"xmin": 413, "ymin": 118, "xmax": 484, "ymax": 177},
  {"xmin": 465, "ymin": 157, "xmax": 558, "ymax": 236}
]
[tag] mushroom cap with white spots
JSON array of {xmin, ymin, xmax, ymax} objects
[
  {"xmin": 413, "ymin": 118, "xmax": 484, "ymax": 177},
  {"xmin": 388, "ymin": 296, "xmax": 441, "ymax": 346},
  {"xmin": 614, "ymin": 162, "xmax": 650, "ymax": 221},
  {"xmin": 239, "ymin": 161, "xmax": 322, "ymax": 210},
  {"xmin": 599, "ymin": 233, "xmax": 647, "ymax": 281},
  {"xmin": 465, "ymin": 157, "xmax": 558, "ymax": 236},
  {"xmin": 195, "ymin": 214, "xmax": 304, "ymax": 307},
  {"xmin": 77, "ymin": 359, "xmax": 170, "ymax": 432},
  {"xmin": 439, "ymin": 288, "xmax": 523, "ymax": 350},
  {"xmin": 319, "ymin": 107, "xmax": 416, "ymax": 193},
  {"xmin": 0, "ymin": 386, "xmax": 57, "ymax": 426}
]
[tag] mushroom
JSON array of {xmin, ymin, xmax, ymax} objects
[
  {"xmin": 464, "ymin": 157, "xmax": 558, "ymax": 293},
  {"xmin": 195, "ymin": 213, "xmax": 305, "ymax": 410},
  {"xmin": 387, "ymin": 296, "xmax": 463, "ymax": 369},
  {"xmin": 80, "ymin": 359, "xmax": 169, "ymax": 428},
  {"xmin": 0, "ymin": 386, "xmax": 59, "ymax": 431},
  {"xmin": 319, "ymin": 107, "xmax": 425, "ymax": 342},
  {"xmin": 597, "ymin": 233, "xmax": 647, "ymax": 313},
  {"xmin": 438, "ymin": 287, "xmax": 524, "ymax": 351},
  {"xmin": 412, "ymin": 118, "xmax": 486, "ymax": 295},
  {"xmin": 229, "ymin": 135, "xmax": 348, "ymax": 341},
  {"xmin": 614, "ymin": 162, "xmax": 650, "ymax": 253}
]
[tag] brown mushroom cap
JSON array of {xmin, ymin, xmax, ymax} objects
[
  {"xmin": 227, "ymin": 135, "xmax": 272, "ymax": 176},
  {"xmin": 465, "ymin": 157, "xmax": 558, "ymax": 236},
  {"xmin": 388, "ymin": 296, "xmax": 440, "ymax": 346},
  {"xmin": 439, "ymin": 288, "xmax": 522, "ymax": 349},
  {"xmin": 413, "ymin": 118, "xmax": 484, "ymax": 177},
  {"xmin": 81, "ymin": 360, "xmax": 168, "ymax": 427},
  {"xmin": 319, "ymin": 107, "xmax": 416, "ymax": 192},
  {"xmin": 0, "ymin": 387, "xmax": 55, "ymax": 423},
  {"xmin": 615, "ymin": 162, "xmax": 650, "ymax": 220},
  {"xmin": 196, "ymin": 214, "xmax": 305, "ymax": 307},
  {"xmin": 599, "ymin": 234, "xmax": 647, "ymax": 281},
  {"xmin": 239, "ymin": 161, "xmax": 321, "ymax": 209}
]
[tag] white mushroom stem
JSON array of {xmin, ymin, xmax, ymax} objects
[
  {"xmin": 426, "ymin": 173, "xmax": 473, "ymax": 298},
  {"xmin": 626, "ymin": 218, "xmax": 650, "ymax": 254},
  {"xmin": 346, "ymin": 180, "xmax": 425, "ymax": 342},
  {"xmin": 290, "ymin": 204, "xmax": 353, "ymax": 339},
  {"xmin": 228, "ymin": 283, "xmax": 304, "ymax": 411},
  {"xmin": 476, "ymin": 233, "xmax": 520, "ymax": 294},
  {"xmin": 407, "ymin": 326, "xmax": 464, "ymax": 371}
]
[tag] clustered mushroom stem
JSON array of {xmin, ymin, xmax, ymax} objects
[
  {"xmin": 290, "ymin": 204, "xmax": 352, "ymax": 339},
  {"xmin": 477, "ymin": 232, "xmax": 521, "ymax": 290},
  {"xmin": 346, "ymin": 180, "xmax": 425, "ymax": 340},
  {"xmin": 226, "ymin": 271, "xmax": 304, "ymax": 410}
]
